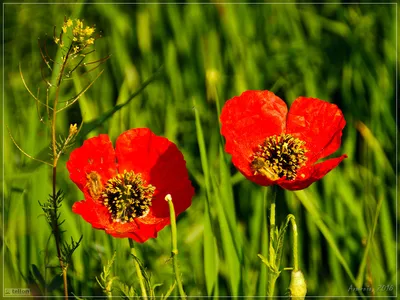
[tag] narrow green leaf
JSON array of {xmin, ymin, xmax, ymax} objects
[
  {"xmin": 31, "ymin": 264, "xmax": 45, "ymax": 289},
  {"xmin": 193, "ymin": 98, "xmax": 218, "ymax": 296},
  {"xmin": 211, "ymin": 175, "xmax": 241, "ymax": 296},
  {"xmin": 218, "ymin": 146, "xmax": 242, "ymax": 257},
  {"xmin": 47, "ymin": 274, "xmax": 63, "ymax": 292},
  {"xmin": 203, "ymin": 205, "xmax": 219, "ymax": 296},
  {"xmin": 295, "ymin": 190, "xmax": 365, "ymax": 298},
  {"xmin": 79, "ymin": 66, "xmax": 164, "ymax": 138}
]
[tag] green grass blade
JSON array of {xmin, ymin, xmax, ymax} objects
[
  {"xmin": 193, "ymin": 98, "xmax": 218, "ymax": 296},
  {"xmin": 211, "ymin": 175, "xmax": 241, "ymax": 296},
  {"xmin": 294, "ymin": 190, "xmax": 364, "ymax": 298}
]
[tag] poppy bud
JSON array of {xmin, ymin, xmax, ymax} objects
[{"xmin": 289, "ymin": 270, "xmax": 307, "ymax": 300}]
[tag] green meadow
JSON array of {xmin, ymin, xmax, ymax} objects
[{"xmin": 2, "ymin": 2, "xmax": 397, "ymax": 298}]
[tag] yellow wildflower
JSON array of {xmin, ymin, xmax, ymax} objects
[
  {"xmin": 76, "ymin": 19, "xmax": 83, "ymax": 28},
  {"xmin": 58, "ymin": 18, "xmax": 96, "ymax": 49},
  {"xmin": 69, "ymin": 124, "xmax": 78, "ymax": 136},
  {"xmin": 84, "ymin": 26, "xmax": 95, "ymax": 36}
]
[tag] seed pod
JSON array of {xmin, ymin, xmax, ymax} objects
[{"xmin": 289, "ymin": 270, "xmax": 307, "ymax": 300}]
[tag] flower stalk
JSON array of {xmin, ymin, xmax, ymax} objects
[
  {"xmin": 166, "ymin": 194, "xmax": 187, "ymax": 299},
  {"xmin": 15, "ymin": 17, "xmax": 112, "ymax": 298},
  {"xmin": 50, "ymin": 37, "xmax": 73, "ymax": 300},
  {"xmin": 290, "ymin": 216, "xmax": 299, "ymax": 271},
  {"xmin": 42, "ymin": 18, "xmax": 98, "ymax": 298},
  {"xmin": 129, "ymin": 239, "xmax": 148, "ymax": 300},
  {"xmin": 267, "ymin": 186, "xmax": 279, "ymax": 297}
]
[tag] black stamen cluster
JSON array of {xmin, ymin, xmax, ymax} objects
[
  {"xmin": 102, "ymin": 170, "xmax": 155, "ymax": 223},
  {"xmin": 251, "ymin": 134, "xmax": 308, "ymax": 180}
]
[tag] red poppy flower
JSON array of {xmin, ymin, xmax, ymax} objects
[
  {"xmin": 67, "ymin": 128, "xmax": 194, "ymax": 243},
  {"xmin": 220, "ymin": 90, "xmax": 347, "ymax": 190}
]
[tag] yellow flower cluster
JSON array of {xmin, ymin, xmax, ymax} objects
[
  {"xmin": 54, "ymin": 18, "xmax": 96, "ymax": 53},
  {"xmin": 69, "ymin": 123, "xmax": 78, "ymax": 136}
]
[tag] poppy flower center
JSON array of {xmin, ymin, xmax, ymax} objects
[
  {"xmin": 102, "ymin": 170, "xmax": 155, "ymax": 223},
  {"xmin": 251, "ymin": 134, "xmax": 308, "ymax": 181}
]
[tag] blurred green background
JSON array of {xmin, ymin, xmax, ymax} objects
[{"xmin": 2, "ymin": 2, "xmax": 397, "ymax": 298}]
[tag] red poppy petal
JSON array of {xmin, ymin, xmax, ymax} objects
[
  {"xmin": 220, "ymin": 90, "xmax": 288, "ymax": 178},
  {"xmin": 67, "ymin": 135, "xmax": 117, "ymax": 197},
  {"xmin": 129, "ymin": 217, "xmax": 170, "ymax": 243},
  {"xmin": 238, "ymin": 173, "xmax": 276, "ymax": 187},
  {"xmin": 115, "ymin": 128, "xmax": 168, "ymax": 181},
  {"xmin": 73, "ymin": 199, "xmax": 160, "ymax": 243},
  {"xmin": 116, "ymin": 128, "xmax": 194, "ymax": 219},
  {"xmin": 278, "ymin": 154, "xmax": 347, "ymax": 190},
  {"xmin": 72, "ymin": 198, "xmax": 112, "ymax": 229},
  {"xmin": 121, "ymin": 230, "xmax": 157, "ymax": 243},
  {"xmin": 105, "ymin": 214, "xmax": 169, "ymax": 243},
  {"xmin": 286, "ymin": 97, "xmax": 346, "ymax": 164},
  {"xmin": 104, "ymin": 220, "xmax": 143, "ymax": 240}
]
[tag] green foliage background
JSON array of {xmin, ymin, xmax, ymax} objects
[{"xmin": 2, "ymin": 2, "xmax": 397, "ymax": 298}]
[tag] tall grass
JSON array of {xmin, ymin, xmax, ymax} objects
[{"xmin": 2, "ymin": 2, "xmax": 397, "ymax": 298}]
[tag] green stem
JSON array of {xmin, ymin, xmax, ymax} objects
[
  {"xmin": 51, "ymin": 47, "xmax": 73, "ymax": 300},
  {"xmin": 128, "ymin": 239, "xmax": 148, "ymax": 300},
  {"xmin": 267, "ymin": 186, "xmax": 278, "ymax": 297},
  {"xmin": 290, "ymin": 216, "xmax": 299, "ymax": 271},
  {"xmin": 269, "ymin": 202, "xmax": 276, "ymax": 267},
  {"xmin": 166, "ymin": 194, "xmax": 187, "ymax": 299}
]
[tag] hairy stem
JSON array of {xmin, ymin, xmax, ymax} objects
[
  {"xmin": 51, "ymin": 47, "xmax": 72, "ymax": 299},
  {"xmin": 290, "ymin": 216, "xmax": 299, "ymax": 271},
  {"xmin": 128, "ymin": 239, "xmax": 148, "ymax": 300},
  {"xmin": 166, "ymin": 194, "xmax": 187, "ymax": 299},
  {"xmin": 267, "ymin": 186, "xmax": 278, "ymax": 297}
]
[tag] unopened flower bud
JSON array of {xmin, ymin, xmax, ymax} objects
[
  {"xmin": 289, "ymin": 270, "xmax": 307, "ymax": 300},
  {"xmin": 206, "ymin": 69, "xmax": 220, "ymax": 85},
  {"xmin": 205, "ymin": 68, "xmax": 221, "ymax": 102}
]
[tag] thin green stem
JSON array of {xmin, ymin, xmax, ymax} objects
[
  {"xmin": 269, "ymin": 203, "xmax": 276, "ymax": 267},
  {"xmin": 51, "ymin": 47, "xmax": 72, "ymax": 300},
  {"xmin": 267, "ymin": 186, "xmax": 278, "ymax": 297},
  {"xmin": 166, "ymin": 194, "xmax": 187, "ymax": 299},
  {"xmin": 290, "ymin": 216, "xmax": 299, "ymax": 271},
  {"xmin": 128, "ymin": 239, "xmax": 148, "ymax": 300}
]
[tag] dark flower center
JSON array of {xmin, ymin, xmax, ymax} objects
[
  {"xmin": 102, "ymin": 170, "xmax": 155, "ymax": 223},
  {"xmin": 251, "ymin": 134, "xmax": 308, "ymax": 180}
]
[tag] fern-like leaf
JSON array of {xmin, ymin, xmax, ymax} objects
[
  {"xmin": 39, "ymin": 189, "xmax": 64, "ymax": 230},
  {"xmin": 96, "ymin": 251, "xmax": 118, "ymax": 297},
  {"xmin": 60, "ymin": 235, "xmax": 83, "ymax": 265}
]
